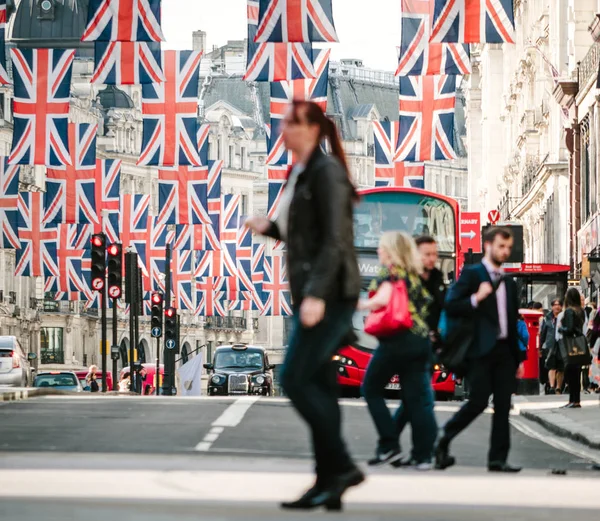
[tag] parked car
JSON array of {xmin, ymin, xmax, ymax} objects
[
  {"xmin": 33, "ymin": 371, "xmax": 82, "ymax": 392},
  {"xmin": 0, "ymin": 336, "xmax": 33, "ymax": 387},
  {"xmin": 204, "ymin": 344, "xmax": 274, "ymax": 396}
]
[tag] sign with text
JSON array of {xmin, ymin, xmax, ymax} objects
[
  {"xmin": 460, "ymin": 212, "xmax": 482, "ymax": 253},
  {"xmin": 488, "ymin": 210, "xmax": 500, "ymax": 224}
]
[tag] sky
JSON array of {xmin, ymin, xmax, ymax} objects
[{"xmin": 162, "ymin": 0, "xmax": 401, "ymax": 72}]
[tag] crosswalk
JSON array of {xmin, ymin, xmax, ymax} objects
[{"xmin": 0, "ymin": 467, "xmax": 598, "ymax": 509}]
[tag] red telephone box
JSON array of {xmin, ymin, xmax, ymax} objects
[{"xmin": 517, "ymin": 309, "xmax": 544, "ymax": 395}]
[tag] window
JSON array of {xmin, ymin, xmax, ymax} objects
[
  {"xmin": 217, "ymin": 137, "xmax": 221, "ymax": 159},
  {"xmin": 444, "ymin": 176, "xmax": 452, "ymax": 195},
  {"xmin": 240, "ymin": 147, "xmax": 246, "ymax": 170},
  {"xmin": 229, "ymin": 145, "xmax": 234, "ymax": 168},
  {"xmin": 241, "ymin": 194, "xmax": 248, "ymax": 215},
  {"xmin": 40, "ymin": 327, "xmax": 64, "ymax": 364},
  {"xmin": 208, "ymin": 139, "xmax": 213, "ymax": 160}
]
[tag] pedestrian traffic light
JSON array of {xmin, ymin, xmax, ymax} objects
[
  {"xmin": 90, "ymin": 234, "xmax": 106, "ymax": 292},
  {"xmin": 165, "ymin": 307, "xmax": 177, "ymax": 349},
  {"xmin": 106, "ymin": 243, "xmax": 122, "ymax": 299},
  {"xmin": 151, "ymin": 292, "xmax": 163, "ymax": 338}
]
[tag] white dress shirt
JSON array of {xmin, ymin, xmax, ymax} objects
[{"xmin": 471, "ymin": 258, "xmax": 508, "ymax": 340}]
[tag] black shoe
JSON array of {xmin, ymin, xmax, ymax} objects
[
  {"xmin": 564, "ymin": 403, "xmax": 582, "ymax": 409},
  {"xmin": 280, "ymin": 483, "xmax": 323, "ymax": 510},
  {"xmin": 390, "ymin": 456, "xmax": 415, "ymax": 468},
  {"xmin": 488, "ymin": 462, "xmax": 522, "ymax": 473},
  {"xmin": 294, "ymin": 467, "xmax": 365, "ymax": 512},
  {"xmin": 367, "ymin": 448, "xmax": 402, "ymax": 467},
  {"xmin": 434, "ymin": 438, "xmax": 455, "ymax": 470}
]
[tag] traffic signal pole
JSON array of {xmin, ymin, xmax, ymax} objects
[
  {"xmin": 107, "ymin": 243, "xmax": 123, "ymax": 392},
  {"xmin": 162, "ymin": 244, "xmax": 172, "ymax": 396},
  {"xmin": 112, "ymin": 297, "xmax": 118, "ymax": 389},
  {"xmin": 150, "ymin": 291, "xmax": 164, "ymax": 396},
  {"xmin": 101, "ymin": 285, "xmax": 107, "ymax": 392},
  {"xmin": 91, "ymin": 234, "xmax": 107, "ymax": 392}
]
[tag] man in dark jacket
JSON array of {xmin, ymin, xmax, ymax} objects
[
  {"xmin": 435, "ymin": 227, "xmax": 526, "ymax": 473},
  {"xmin": 415, "ymin": 235, "xmax": 447, "ymax": 348}
]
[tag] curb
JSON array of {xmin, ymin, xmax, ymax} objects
[
  {"xmin": 520, "ymin": 409, "xmax": 600, "ymax": 450},
  {"xmin": 0, "ymin": 388, "xmax": 71, "ymax": 402}
]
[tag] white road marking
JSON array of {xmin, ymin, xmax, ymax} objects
[
  {"xmin": 1, "ymin": 469, "xmax": 599, "ymax": 509},
  {"xmin": 195, "ymin": 397, "xmax": 260, "ymax": 451},
  {"xmin": 510, "ymin": 417, "xmax": 600, "ymax": 465}
]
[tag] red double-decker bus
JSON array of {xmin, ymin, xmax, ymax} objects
[{"xmin": 335, "ymin": 187, "xmax": 462, "ymax": 399}]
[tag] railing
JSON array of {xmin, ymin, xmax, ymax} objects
[
  {"xmin": 329, "ymin": 62, "xmax": 398, "ymax": 86},
  {"xmin": 521, "ymin": 155, "xmax": 545, "ymax": 195},
  {"xmin": 40, "ymin": 350, "xmax": 64, "ymax": 364},
  {"xmin": 205, "ymin": 316, "xmax": 247, "ymax": 330},
  {"xmin": 579, "ymin": 41, "xmax": 600, "ymax": 91},
  {"xmin": 252, "ymin": 318, "xmax": 259, "ymax": 330}
]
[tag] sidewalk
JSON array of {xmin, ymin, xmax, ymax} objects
[
  {"xmin": 518, "ymin": 394, "xmax": 600, "ymax": 449},
  {"xmin": 0, "ymin": 387, "xmax": 70, "ymax": 402}
]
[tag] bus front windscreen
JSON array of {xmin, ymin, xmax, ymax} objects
[{"xmin": 354, "ymin": 191, "xmax": 456, "ymax": 253}]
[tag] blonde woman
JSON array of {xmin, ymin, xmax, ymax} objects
[
  {"xmin": 359, "ymin": 232, "xmax": 437, "ymax": 469},
  {"xmin": 86, "ymin": 365, "xmax": 99, "ymax": 393}
]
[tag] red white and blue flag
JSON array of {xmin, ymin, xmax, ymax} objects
[
  {"xmin": 194, "ymin": 250, "xmax": 224, "ymax": 279},
  {"xmin": 9, "ymin": 48, "xmax": 75, "ymax": 167},
  {"xmin": 220, "ymin": 193, "xmax": 240, "ymax": 278},
  {"xmin": 172, "ymin": 225, "xmax": 204, "ymax": 251},
  {"xmin": 82, "ymin": 0, "xmax": 165, "ymax": 42},
  {"xmin": 205, "ymin": 160, "xmax": 223, "ymax": 251},
  {"xmin": 0, "ymin": 1, "xmax": 10, "ymax": 86},
  {"xmin": 255, "ymin": 0, "xmax": 338, "ymax": 43},
  {"xmin": 267, "ymin": 49, "xmax": 330, "ymax": 165},
  {"xmin": 91, "ymin": 41, "xmax": 164, "ymax": 85},
  {"xmin": 16, "ymin": 192, "xmax": 58, "ymax": 277},
  {"xmin": 44, "ymin": 123, "xmax": 98, "ymax": 225},
  {"xmin": 195, "ymin": 278, "xmax": 226, "ymax": 317},
  {"xmin": 267, "ymin": 165, "xmax": 288, "ymax": 250},
  {"xmin": 430, "ymin": 0, "xmax": 515, "ymax": 44},
  {"xmin": 170, "ymin": 250, "xmax": 194, "ymax": 311},
  {"xmin": 236, "ymin": 223, "xmax": 254, "ymax": 294},
  {"xmin": 197, "ymin": 123, "xmax": 210, "ymax": 166},
  {"xmin": 133, "ymin": 216, "xmax": 168, "ymax": 291},
  {"xmin": 138, "ymin": 50, "xmax": 203, "ymax": 167},
  {"xmin": 157, "ymin": 166, "xmax": 211, "ymax": 225},
  {"xmin": 245, "ymin": 0, "xmax": 315, "ymax": 82},
  {"xmin": 396, "ymin": 75, "xmax": 457, "ymax": 162},
  {"xmin": 261, "ymin": 255, "xmax": 292, "ymax": 316},
  {"xmin": 397, "ymin": 0, "xmax": 470, "ymax": 76},
  {"xmin": 373, "ymin": 121, "xmax": 425, "ymax": 188},
  {"xmin": 119, "ymin": 193, "xmax": 150, "ymax": 251},
  {"xmin": 94, "ymin": 159, "xmax": 121, "ymax": 243},
  {"xmin": 0, "ymin": 159, "xmax": 20, "ymax": 249}
]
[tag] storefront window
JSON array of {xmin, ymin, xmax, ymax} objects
[{"xmin": 40, "ymin": 327, "xmax": 64, "ymax": 364}]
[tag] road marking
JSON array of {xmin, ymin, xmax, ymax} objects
[
  {"xmin": 195, "ymin": 397, "xmax": 260, "ymax": 451},
  {"xmin": 510, "ymin": 417, "xmax": 600, "ymax": 465},
  {"xmin": 1, "ymin": 469, "xmax": 599, "ymax": 508}
]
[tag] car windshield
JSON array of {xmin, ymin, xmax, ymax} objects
[
  {"xmin": 34, "ymin": 374, "xmax": 78, "ymax": 387},
  {"xmin": 214, "ymin": 351, "xmax": 263, "ymax": 370}
]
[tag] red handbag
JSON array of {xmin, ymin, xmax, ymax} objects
[{"xmin": 364, "ymin": 279, "xmax": 413, "ymax": 337}]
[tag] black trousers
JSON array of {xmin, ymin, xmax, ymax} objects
[
  {"xmin": 280, "ymin": 301, "xmax": 356, "ymax": 481},
  {"xmin": 565, "ymin": 364, "xmax": 582, "ymax": 404},
  {"xmin": 443, "ymin": 341, "xmax": 516, "ymax": 464}
]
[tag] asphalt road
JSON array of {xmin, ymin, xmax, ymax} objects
[{"xmin": 1, "ymin": 395, "xmax": 599, "ymax": 520}]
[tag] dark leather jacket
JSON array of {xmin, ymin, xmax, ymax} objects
[{"xmin": 264, "ymin": 148, "xmax": 361, "ymax": 305}]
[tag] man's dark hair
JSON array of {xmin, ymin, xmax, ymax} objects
[
  {"xmin": 415, "ymin": 235, "xmax": 436, "ymax": 247},
  {"xmin": 483, "ymin": 226, "xmax": 513, "ymax": 244},
  {"xmin": 550, "ymin": 298, "xmax": 561, "ymax": 306},
  {"xmin": 532, "ymin": 302, "xmax": 543, "ymax": 310}
]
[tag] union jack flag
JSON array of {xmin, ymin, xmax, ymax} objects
[
  {"xmin": 138, "ymin": 50, "xmax": 203, "ymax": 167},
  {"xmin": 249, "ymin": 243, "xmax": 266, "ymax": 312},
  {"xmin": 82, "ymin": 0, "xmax": 165, "ymax": 42},
  {"xmin": 94, "ymin": 159, "xmax": 121, "ymax": 243},
  {"xmin": 91, "ymin": 41, "xmax": 164, "ymax": 85},
  {"xmin": 267, "ymin": 166, "xmax": 288, "ymax": 250},
  {"xmin": 133, "ymin": 216, "xmax": 168, "ymax": 291},
  {"xmin": 430, "ymin": 0, "xmax": 515, "ymax": 44},
  {"xmin": 172, "ymin": 224, "xmax": 204, "ymax": 251},
  {"xmin": 397, "ymin": 0, "xmax": 470, "ymax": 76},
  {"xmin": 205, "ymin": 160, "xmax": 223, "ymax": 250},
  {"xmin": 195, "ymin": 278, "xmax": 226, "ymax": 317},
  {"xmin": 236, "ymin": 223, "xmax": 254, "ymax": 293},
  {"xmin": 396, "ymin": 75, "xmax": 457, "ymax": 162},
  {"xmin": 0, "ymin": 159, "xmax": 20, "ymax": 249},
  {"xmin": 43, "ymin": 224, "xmax": 89, "ymax": 298},
  {"xmin": 245, "ymin": 0, "xmax": 315, "ymax": 82},
  {"xmin": 9, "ymin": 48, "xmax": 75, "ymax": 167},
  {"xmin": 261, "ymin": 255, "xmax": 292, "ymax": 316},
  {"xmin": 44, "ymin": 123, "xmax": 98, "ymax": 225},
  {"xmin": 220, "ymin": 194, "xmax": 241, "ymax": 278},
  {"xmin": 170, "ymin": 250, "xmax": 194, "ymax": 311},
  {"xmin": 119, "ymin": 193, "xmax": 150, "ymax": 251},
  {"xmin": 197, "ymin": 123, "xmax": 210, "ymax": 165},
  {"xmin": 255, "ymin": 0, "xmax": 338, "ymax": 43},
  {"xmin": 194, "ymin": 250, "xmax": 225, "ymax": 279},
  {"xmin": 0, "ymin": 2, "xmax": 10, "ymax": 86},
  {"xmin": 157, "ymin": 166, "xmax": 211, "ymax": 225},
  {"xmin": 267, "ymin": 49, "xmax": 330, "ymax": 165},
  {"xmin": 47, "ymin": 244, "xmax": 93, "ymax": 303},
  {"xmin": 373, "ymin": 121, "xmax": 425, "ymax": 188},
  {"xmin": 16, "ymin": 192, "xmax": 58, "ymax": 277}
]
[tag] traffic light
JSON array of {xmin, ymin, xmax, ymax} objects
[
  {"xmin": 106, "ymin": 243, "xmax": 122, "ymax": 299},
  {"xmin": 165, "ymin": 307, "xmax": 177, "ymax": 349},
  {"xmin": 151, "ymin": 292, "xmax": 163, "ymax": 338},
  {"xmin": 90, "ymin": 234, "xmax": 106, "ymax": 292}
]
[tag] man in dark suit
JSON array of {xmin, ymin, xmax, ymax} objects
[{"xmin": 435, "ymin": 227, "xmax": 526, "ymax": 473}]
